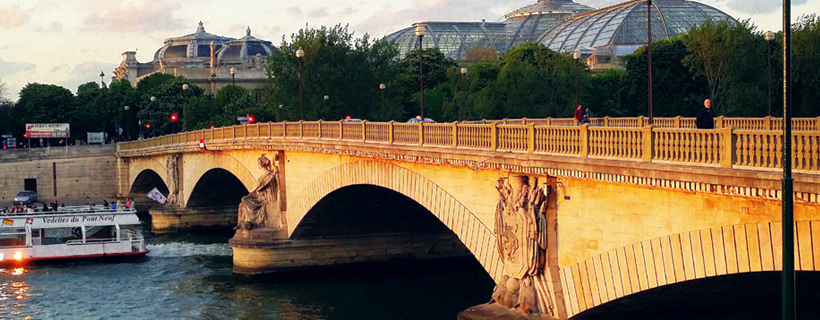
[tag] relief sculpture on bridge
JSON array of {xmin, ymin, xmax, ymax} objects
[
  {"xmin": 487, "ymin": 175, "xmax": 551, "ymax": 316},
  {"xmin": 236, "ymin": 153, "xmax": 281, "ymax": 231}
]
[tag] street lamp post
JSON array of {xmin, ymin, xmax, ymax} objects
[
  {"xmin": 460, "ymin": 67, "xmax": 468, "ymax": 121},
  {"xmin": 647, "ymin": 0, "xmax": 654, "ymax": 125},
  {"xmin": 150, "ymin": 96, "xmax": 156, "ymax": 136},
  {"xmin": 323, "ymin": 95, "xmax": 329, "ymax": 119},
  {"xmin": 379, "ymin": 83, "xmax": 386, "ymax": 121},
  {"xmin": 415, "ymin": 25, "xmax": 426, "ymax": 120},
  {"xmin": 230, "ymin": 67, "xmax": 237, "ymax": 125},
  {"xmin": 764, "ymin": 31, "xmax": 775, "ymax": 116},
  {"xmin": 296, "ymin": 48, "xmax": 305, "ymax": 120},
  {"xmin": 99, "ymin": 71, "xmax": 105, "ymax": 87},
  {"xmin": 573, "ymin": 51, "xmax": 581, "ymax": 108},
  {"xmin": 781, "ymin": 0, "xmax": 795, "ymax": 318},
  {"xmin": 124, "ymin": 106, "xmax": 130, "ymax": 141}
]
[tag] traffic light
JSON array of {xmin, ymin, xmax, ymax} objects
[
  {"xmin": 170, "ymin": 113, "xmax": 178, "ymax": 122},
  {"xmin": 145, "ymin": 123, "xmax": 151, "ymax": 129},
  {"xmin": 247, "ymin": 114, "xmax": 255, "ymax": 124}
]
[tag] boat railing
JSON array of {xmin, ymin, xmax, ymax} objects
[
  {"xmin": 0, "ymin": 207, "xmax": 138, "ymax": 217},
  {"xmin": 65, "ymin": 231, "xmax": 144, "ymax": 245}
]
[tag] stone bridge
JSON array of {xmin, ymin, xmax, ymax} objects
[{"xmin": 116, "ymin": 117, "xmax": 820, "ymax": 319}]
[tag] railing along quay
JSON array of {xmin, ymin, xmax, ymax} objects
[{"xmin": 120, "ymin": 118, "xmax": 820, "ymax": 172}]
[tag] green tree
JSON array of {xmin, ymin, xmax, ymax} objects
[
  {"xmin": 262, "ymin": 24, "xmax": 401, "ymax": 122},
  {"xmin": 12, "ymin": 83, "xmax": 76, "ymax": 140},
  {"xmin": 136, "ymin": 74, "xmax": 202, "ymax": 136},
  {"xmin": 681, "ymin": 19, "xmax": 754, "ymax": 113},
  {"xmin": 394, "ymin": 48, "xmax": 457, "ymax": 120},
  {"xmin": 793, "ymin": 14, "xmax": 820, "ymax": 117},
  {"xmin": 622, "ymin": 37, "xmax": 709, "ymax": 117}
]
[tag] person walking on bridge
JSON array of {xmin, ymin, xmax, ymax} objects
[
  {"xmin": 696, "ymin": 99, "xmax": 715, "ymax": 129},
  {"xmin": 574, "ymin": 105, "xmax": 584, "ymax": 126}
]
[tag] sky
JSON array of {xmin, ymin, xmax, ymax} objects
[{"xmin": 0, "ymin": 0, "xmax": 817, "ymax": 101}]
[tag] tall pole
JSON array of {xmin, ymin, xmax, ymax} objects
[
  {"xmin": 230, "ymin": 67, "xmax": 237, "ymax": 125},
  {"xmin": 418, "ymin": 35, "xmax": 425, "ymax": 120},
  {"xmin": 782, "ymin": 0, "xmax": 795, "ymax": 317},
  {"xmin": 296, "ymin": 48, "xmax": 305, "ymax": 121},
  {"xmin": 380, "ymin": 83, "xmax": 386, "ymax": 121},
  {"xmin": 461, "ymin": 67, "xmax": 468, "ymax": 121},
  {"xmin": 765, "ymin": 31, "xmax": 774, "ymax": 116},
  {"xmin": 125, "ymin": 106, "xmax": 130, "ymax": 141},
  {"xmin": 647, "ymin": 0, "xmax": 653, "ymax": 125}
]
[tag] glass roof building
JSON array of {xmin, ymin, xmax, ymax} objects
[
  {"xmin": 536, "ymin": 0, "xmax": 736, "ymax": 55},
  {"xmin": 385, "ymin": 0, "xmax": 736, "ymax": 67},
  {"xmin": 384, "ymin": 21, "xmax": 508, "ymax": 62},
  {"xmin": 504, "ymin": 0, "xmax": 594, "ymax": 48}
]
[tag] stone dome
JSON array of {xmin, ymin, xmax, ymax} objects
[
  {"xmin": 153, "ymin": 21, "xmax": 234, "ymax": 62},
  {"xmin": 217, "ymin": 26, "xmax": 276, "ymax": 65}
]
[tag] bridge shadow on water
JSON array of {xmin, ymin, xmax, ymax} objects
[{"xmin": 573, "ymin": 271, "xmax": 820, "ymax": 320}]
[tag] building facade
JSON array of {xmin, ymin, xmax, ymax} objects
[{"xmin": 114, "ymin": 22, "xmax": 276, "ymax": 94}]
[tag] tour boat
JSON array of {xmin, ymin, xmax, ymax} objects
[{"xmin": 0, "ymin": 205, "xmax": 148, "ymax": 265}]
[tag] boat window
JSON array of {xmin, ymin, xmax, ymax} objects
[{"xmin": 0, "ymin": 228, "xmax": 27, "ymax": 247}]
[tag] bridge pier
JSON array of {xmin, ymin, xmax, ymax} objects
[
  {"xmin": 148, "ymin": 206, "xmax": 237, "ymax": 233},
  {"xmin": 229, "ymin": 231, "xmax": 471, "ymax": 280}
]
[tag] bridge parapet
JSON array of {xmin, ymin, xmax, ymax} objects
[
  {"xmin": 465, "ymin": 116, "xmax": 820, "ymax": 131},
  {"xmin": 119, "ymin": 119, "xmax": 820, "ymax": 173}
]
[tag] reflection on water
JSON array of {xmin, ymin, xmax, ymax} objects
[{"xmin": 0, "ymin": 233, "xmax": 494, "ymax": 320}]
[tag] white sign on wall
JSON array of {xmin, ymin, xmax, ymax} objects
[
  {"xmin": 25, "ymin": 123, "xmax": 70, "ymax": 138},
  {"xmin": 87, "ymin": 132, "xmax": 104, "ymax": 144}
]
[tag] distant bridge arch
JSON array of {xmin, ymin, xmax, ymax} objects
[
  {"xmin": 128, "ymin": 157, "xmax": 169, "ymax": 194},
  {"xmin": 286, "ymin": 160, "xmax": 504, "ymax": 281},
  {"xmin": 182, "ymin": 153, "xmax": 257, "ymax": 207}
]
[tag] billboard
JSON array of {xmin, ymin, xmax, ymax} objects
[
  {"xmin": 87, "ymin": 132, "xmax": 104, "ymax": 144},
  {"xmin": 25, "ymin": 123, "xmax": 70, "ymax": 138}
]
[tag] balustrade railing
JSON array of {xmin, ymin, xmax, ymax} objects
[{"xmin": 119, "ymin": 118, "xmax": 820, "ymax": 173}]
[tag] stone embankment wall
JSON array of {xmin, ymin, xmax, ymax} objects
[{"xmin": 0, "ymin": 145, "xmax": 118, "ymax": 203}]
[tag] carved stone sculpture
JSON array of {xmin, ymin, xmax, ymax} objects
[
  {"xmin": 165, "ymin": 154, "xmax": 180, "ymax": 206},
  {"xmin": 237, "ymin": 153, "xmax": 281, "ymax": 230},
  {"xmin": 495, "ymin": 176, "xmax": 547, "ymax": 278}
]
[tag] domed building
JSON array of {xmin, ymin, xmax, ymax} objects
[
  {"xmin": 504, "ymin": 0, "xmax": 594, "ymax": 48},
  {"xmin": 536, "ymin": 0, "xmax": 736, "ymax": 69},
  {"xmin": 385, "ymin": 0, "xmax": 593, "ymax": 63},
  {"xmin": 386, "ymin": 0, "xmax": 736, "ymax": 68},
  {"xmin": 114, "ymin": 22, "xmax": 276, "ymax": 93}
]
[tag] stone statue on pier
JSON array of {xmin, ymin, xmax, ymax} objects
[
  {"xmin": 236, "ymin": 153, "xmax": 281, "ymax": 231},
  {"xmin": 165, "ymin": 154, "xmax": 180, "ymax": 206}
]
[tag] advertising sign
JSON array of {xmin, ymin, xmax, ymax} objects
[
  {"xmin": 25, "ymin": 123, "xmax": 70, "ymax": 138},
  {"xmin": 87, "ymin": 132, "xmax": 104, "ymax": 144}
]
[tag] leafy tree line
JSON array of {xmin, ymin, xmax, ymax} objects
[{"xmin": 2, "ymin": 16, "xmax": 818, "ymax": 142}]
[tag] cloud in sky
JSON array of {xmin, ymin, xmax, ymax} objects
[
  {"xmin": 309, "ymin": 8, "xmax": 329, "ymax": 18},
  {"xmin": 0, "ymin": 58, "xmax": 36, "ymax": 76},
  {"xmin": 725, "ymin": 0, "xmax": 809, "ymax": 15},
  {"xmin": 0, "ymin": 4, "xmax": 29, "ymax": 28},
  {"xmin": 287, "ymin": 7, "xmax": 303, "ymax": 16},
  {"xmin": 355, "ymin": 0, "xmax": 507, "ymax": 37},
  {"xmin": 341, "ymin": 7, "xmax": 358, "ymax": 15},
  {"xmin": 59, "ymin": 61, "xmax": 119, "ymax": 93},
  {"xmin": 81, "ymin": 0, "xmax": 184, "ymax": 33}
]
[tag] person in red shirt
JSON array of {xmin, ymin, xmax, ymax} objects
[{"xmin": 574, "ymin": 105, "xmax": 584, "ymax": 126}]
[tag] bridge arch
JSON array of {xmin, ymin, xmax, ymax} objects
[
  {"xmin": 129, "ymin": 157, "xmax": 170, "ymax": 195},
  {"xmin": 182, "ymin": 153, "xmax": 257, "ymax": 207},
  {"xmin": 561, "ymin": 220, "xmax": 820, "ymax": 318},
  {"xmin": 286, "ymin": 160, "xmax": 503, "ymax": 281}
]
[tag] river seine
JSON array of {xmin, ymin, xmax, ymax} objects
[{"xmin": 0, "ymin": 225, "xmax": 495, "ymax": 320}]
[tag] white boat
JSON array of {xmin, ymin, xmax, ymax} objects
[{"xmin": 0, "ymin": 205, "xmax": 149, "ymax": 265}]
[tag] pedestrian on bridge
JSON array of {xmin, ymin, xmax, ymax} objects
[
  {"xmin": 574, "ymin": 105, "xmax": 584, "ymax": 126},
  {"xmin": 696, "ymin": 99, "xmax": 715, "ymax": 129}
]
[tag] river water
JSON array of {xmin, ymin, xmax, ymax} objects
[{"xmin": 0, "ymin": 222, "xmax": 495, "ymax": 320}]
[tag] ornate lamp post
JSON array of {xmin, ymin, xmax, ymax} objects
[
  {"xmin": 149, "ymin": 96, "xmax": 156, "ymax": 136},
  {"xmin": 764, "ymin": 31, "xmax": 775, "ymax": 116},
  {"xmin": 323, "ymin": 95, "xmax": 329, "ymax": 119},
  {"xmin": 230, "ymin": 67, "xmax": 237, "ymax": 125},
  {"xmin": 296, "ymin": 47, "xmax": 305, "ymax": 120},
  {"xmin": 379, "ymin": 83, "xmax": 386, "ymax": 121},
  {"xmin": 460, "ymin": 67, "xmax": 468, "ymax": 121},
  {"xmin": 573, "ymin": 51, "xmax": 581, "ymax": 108},
  {"xmin": 415, "ymin": 24, "xmax": 426, "ymax": 120},
  {"xmin": 781, "ymin": 0, "xmax": 795, "ymax": 317}
]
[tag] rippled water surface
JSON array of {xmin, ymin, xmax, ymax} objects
[{"xmin": 0, "ymin": 230, "xmax": 495, "ymax": 320}]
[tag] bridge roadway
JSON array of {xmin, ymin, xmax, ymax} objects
[{"xmin": 117, "ymin": 118, "xmax": 820, "ymax": 319}]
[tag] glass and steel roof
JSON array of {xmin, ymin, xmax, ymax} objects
[
  {"xmin": 536, "ymin": 0, "xmax": 736, "ymax": 54},
  {"xmin": 385, "ymin": 21, "xmax": 507, "ymax": 62},
  {"xmin": 504, "ymin": 0, "xmax": 594, "ymax": 48}
]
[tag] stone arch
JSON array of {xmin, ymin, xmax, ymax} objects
[
  {"xmin": 286, "ymin": 160, "xmax": 503, "ymax": 282},
  {"xmin": 182, "ymin": 152, "xmax": 257, "ymax": 208},
  {"xmin": 560, "ymin": 220, "xmax": 820, "ymax": 318},
  {"xmin": 129, "ymin": 157, "xmax": 169, "ymax": 194}
]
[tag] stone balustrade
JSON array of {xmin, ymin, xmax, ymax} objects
[{"xmin": 119, "ymin": 118, "xmax": 820, "ymax": 172}]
